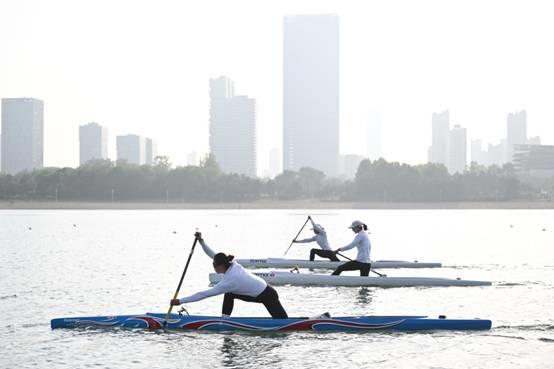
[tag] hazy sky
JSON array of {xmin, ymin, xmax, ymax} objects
[{"xmin": 2, "ymin": 0, "xmax": 554, "ymax": 173}]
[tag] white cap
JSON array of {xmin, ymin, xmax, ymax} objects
[
  {"xmin": 348, "ymin": 220, "xmax": 363, "ymax": 229},
  {"xmin": 311, "ymin": 224, "xmax": 324, "ymax": 231}
]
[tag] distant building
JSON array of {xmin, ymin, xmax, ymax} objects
[
  {"xmin": 283, "ymin": 15, "xmax": 339, "ymax": 176},
  {"xmin": 471, "ymin": 139, "xmax": 485, "ymax": 165},
  {"xmin": 1, "ymin": 98, "xmax": 44, "ymax": 174},
  {"xmin": 340, "ymin": 154, "xmax": 364, "ymax": 179},
  {"xmin": 79, "ymin": 122, "xmax": 108, "ymax": 165},
  {"xmin": 428, "ymin": 110, "xmax": 450, "ymax": 166},
  {"xmin": 513, "ymin": 144, "xmax": 554, "ymax": 177},
  {"xmin": 116, "ymin": 134, "xmax": 145, "ymax": 165},
  {"xmin": 209, "ymin": 76, "xmax": 257, "ymax": 177},
  {"xmin": 487, "ymin": 140, "xmax": 506, "ymax": 166},
  {"xmin": 448, "ymin": 125, "xmax": 467, "ymax": 174},
  {"xmin": 268, "ymin": 147, "xmax": 282, "ymax": 178},
  {"xmin": 145, "ymin": 138, "xmax": 156, "ymax": 165},
  {"xmin": 528, "ymin": 136, "xmax": 541, "ymax": 145},
  {"xmin": 506, "ymin": 110, "xmax": 527, "ymax": 163},
  {"xmin": 187, "ymin": 151, "xmax": 198, "ymax": 166}
]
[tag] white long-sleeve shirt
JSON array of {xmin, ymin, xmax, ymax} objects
[
  {"xmin": 295, "ymin": 219, "xmax": 331, "ymax": 250},
  {"xmin": 178, "ymin": 240, "xmax": 267, "ymax": 304},
  {"xmin": 338, "ymin": 232, "xmax": 371, "ymax": 263}
]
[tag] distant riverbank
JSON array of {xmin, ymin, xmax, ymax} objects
[{"xmin": 1, "ymin": 200, "xmax": 554, "ymax": 209}]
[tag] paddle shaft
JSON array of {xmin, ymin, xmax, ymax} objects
[
  {"xmin": 164, "ymin": 237, "xmax": 199, "ymax": 326},
  {"xmin": 337, "ymin": 252, "xmax": 384, "ymax": 277},
  {"xmin": 282, "ymin": 216, "xmax": 311, "ymax": 257}
]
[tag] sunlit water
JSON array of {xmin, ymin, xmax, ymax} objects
[{"xmin": 1, "ymin": 209, "xmax": 553, "ymax": 368}]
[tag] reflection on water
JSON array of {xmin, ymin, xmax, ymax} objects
[
  {"xmin": 220, "ymin": 335, "xmax": 283, "ymax": 368},
  {"xmin": 357, "ymin": 287, "xmax": 374, "ymax": 305}
]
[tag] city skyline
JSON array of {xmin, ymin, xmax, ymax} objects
[{"xmin": 2, "ymin": 1, "xmax": 554, "ymax": 174}]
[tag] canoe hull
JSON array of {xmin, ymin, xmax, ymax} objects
[
  {"xmin": 237, "ymin": 258, "xmax": 442, "ymax": 270},
  {"xmin": 209, "ymin": 271, "xmax": 492, "ymax": 287},
  {"xmin": 51, "ymin": 313, "xmax": 491, "ymax": 331}
]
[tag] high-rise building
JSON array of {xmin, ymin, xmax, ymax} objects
[
  {"xmin": 79, "ymin": 122, "xmax": 108, "ymax": 165},
  {"xmin": 116, "ymin": 134, "xmax": 145, "ymax": 165},
  {"xmin": 528, "ymin": 136, "xmax": 541, "ymax": 145},
  {"xmin": 427, "ymin": 110, "xmax": 450, "ymax": 166},
  {"xmin": 487, "ymin": 140, "xmax": 506, "ymax": 166},
  {"xmin": 1, "ymin": 98, "xmax": 44, "ymax": 174},
  {"xmin": 267, "ymin": 147, "xmax": 282, "ymax": 178},
  {"xmin": 209, "ymin": 76, "xmax": 257, "ymax": 177},
  {"xmin": 470, "ymin": 139, "xmax": 485, "ymax": 165},
  {"xmin": 506, "ymin": 110, "xmax": 527, "ymax": 163},
  {"xmin": 145, "ymin": 138, "xmax": 156, "ymax": 165},
  {"xmin": 283, "ymin": 15, "xmax": 339, "ymax": 176},
  {"xmin": 448, "ymin": 125, "xmax": 467, "ymax": 174},
  {"xmin": 513, "ymin": 144, "xmax": 554, "ymax": 177}
]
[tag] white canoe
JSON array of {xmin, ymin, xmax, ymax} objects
[
  {"xmin": 209, "ymin": 271, "xmax": 491, "ymax": 287},
  {"xmin": 236, "ymin": 258, "xmax": 442, "ymax": 270}
]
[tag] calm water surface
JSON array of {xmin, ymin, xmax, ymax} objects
[{"xmin": 1, "ymin": 209, "xmax": 553, "ymax": 368}]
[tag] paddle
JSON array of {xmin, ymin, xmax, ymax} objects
[
  {"xmin": 282, "ymin": 216, "xmax": 311, "ymax": 257},
  {"xmin": 163, "ymin": 234, "xmax": 199, "ymax": 328},
  {"xmin": 336, "ymin": 251, "xmax": 386, "ymax": 277}
]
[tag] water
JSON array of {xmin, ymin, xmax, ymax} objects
[{"xmin": 1, "ymin": 209, "xmax": 553, "ymax": 368}]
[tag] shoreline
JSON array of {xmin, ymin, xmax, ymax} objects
[{"xmin": 1, "ymin": 200, "xmax": 554, "ymax": 210}]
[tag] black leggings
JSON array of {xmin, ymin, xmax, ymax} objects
[
  {"xmin": 310, "ymin": 249, "xmax": 340, "ymax": 262},
  {"xmin": 331, "ymin": 260, "xmax": 371, "ymax": 276},
  {"xmin": 222, "ymin": 285, "xmax": 288, "ymax": 318}
]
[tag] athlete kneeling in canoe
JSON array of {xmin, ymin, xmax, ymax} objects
[
  {"xmin": 331, "ymin": 220, "xmax": 371, "ymax": 276},
  {"xmin": 293, "ymin": 216, "xmax": 339, "ymax": 262},
  {"xmin": 171, "ymin": 232, "xmax": 288, "ymax": 318}
]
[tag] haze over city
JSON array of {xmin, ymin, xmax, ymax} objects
[{"xmin": 2, "ymin": 0, "xmax": 554, "ymax": 175}]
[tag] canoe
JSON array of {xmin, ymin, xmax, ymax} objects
[
  {"xmin": 209, "ymin": 271, "xmax": 492, "ymax": 287},
  {"xmin": 51, "ymin": 313, "xmax": 491, "ymax": 331},
  {"xmin": 236, "ymin": 258, "xmax": 442, "ymax": 269}
]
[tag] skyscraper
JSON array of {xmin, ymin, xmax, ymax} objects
[
  {"xmin": 79, "ymin": 122, "xmax": 108, "ymax": 165},
  {"xmin": 145, "ymin": 138, "xmax": 156, "ymax": 165},
  {"xmin": 448, "ymin": 125, "xmax": 467, "ymax": 174},
  {"xmin": 283, "ymin": 15, "xmax": 339, "ymax": 176},
  {"xmin": 428, "ymin": 110, "xmax": 450, "ymax": 166},
  {"xmin": 116, "ymin": 134, "xmax": 145, "ymax": 165},
  {"xmin": 209, "ymin": 76, "xmax": 257, "ymax": 177},
  {"xmin": 1, "ymin": 98, "xmax": 44, "ymax": 174},
  {"xmin": 470, "ymin": 139, "xmax": 485, "ymax": 165},
  {"xmin": 267, "ymin": 147, "xmax": 282, "ymax": 178},
  {"xmin": 506, "ymin": 110, "xmax": 527, "ymax": 163}
]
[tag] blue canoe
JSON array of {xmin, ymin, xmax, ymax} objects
[{"xmin": 51, "ymin": 313, "xmax": 491, "ymax": 332}]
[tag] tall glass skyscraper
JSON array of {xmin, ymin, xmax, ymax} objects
[
  {"xmin": 1, "ymin": 98, "xmax": 44, "ymax": 174},
  {"xmin": 209, "ymin": 76, "xmax": 257, "ymax": 177},
  {"xmin": 283, "ymin": 15, "xmax": 339, "ymax": 176}
]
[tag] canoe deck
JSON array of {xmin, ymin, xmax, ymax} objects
[
  {"xmin": 209, "ymin": 271, "xmax": 492, "ymax": 287},
  {"xmin": 237, "ymin": 258, "xmax": 442, "ymax": 270},
  {"xmin": 51, "ymin": 313, "xmax": 492, "ymax": 331}
]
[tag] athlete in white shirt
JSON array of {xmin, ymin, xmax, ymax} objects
[
  {"xmin": 171, "ymin": 233, "xmax": 288, "ymax": 318},
  {"xmin": 331, "ymin": 220, "xmax": 372, "ymax": 276},
  {"xmin": 293, "ymin": 217, "xmax": 339, "ymax": 261}
]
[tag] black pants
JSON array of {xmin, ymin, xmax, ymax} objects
[
  {"xmin": 222, "ymin": 285, "xmax": 288, "ymax": 318},
  {"xmin": 310, "ymin": 248, "xmax": 340, "ymax": 262},
  {"xmin": 331, "ymin": 260, "xmax": 371, "ymax": 276}
]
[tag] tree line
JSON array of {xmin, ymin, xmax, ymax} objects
[{"xmin": 0, "ymin": 156, "xmax": 548, "ymax": 202}]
